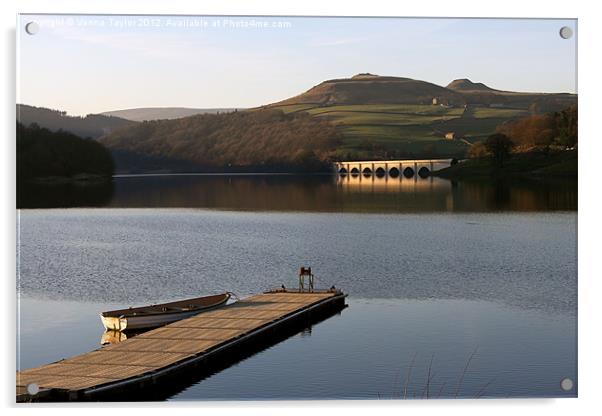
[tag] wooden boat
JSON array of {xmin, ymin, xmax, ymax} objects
[{"xmin": 99, "ymin": 292, "xmax": 231, "ymax": 331}]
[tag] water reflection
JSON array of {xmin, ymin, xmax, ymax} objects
[
  {"xmin": 337, "ymin": 172, "xmax": 451, "ymax": 191},
  {"xmin": 17, "ymin": 174, "xmax": 576, "ymax": 212},
  {"xmin": 100, "ymin": 330, "xmax": 128, "ymax": 345},
  {"xmin": 17, "ymin": 181, "xmax": 114, "ymax": 208}
]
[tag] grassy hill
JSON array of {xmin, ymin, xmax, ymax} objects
[
  {"xmin": 17, "ymin": 104, "xmax": 135, "ymax": 139},
  {"xmin": 100, "ymin": 107, "xmax": 240, "ymax": 122},
  {"xmin": 264, "ymin": 74, "xmax": 576, "ymax": 160},
  {"xmin": 447, "ymin": 78, "xmax": 576, "ymax": 111},
  {"xmin": 271, "ymin": 73, "xmax": 465, "ymax": 107},
  {"xmin": 446, "ymin": 78, "xmax": 497, "ymax": 92},
  {"xmin": 269, "ymin": 103, "xmax": 470, "ymax": 159}
]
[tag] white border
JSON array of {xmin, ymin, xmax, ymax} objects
[{"xmin": 2, "ymin": 1, "xmax": 601, "ymax": 415}]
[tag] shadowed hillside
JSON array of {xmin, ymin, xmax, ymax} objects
[
  {"xmin": 17, "ymin": 122, "xmax": 114, "ymax": 182},
  {"xmin": 17, "ymin": 104, "xmax": 135, "ymax": 139},
  {"xmin": 100, "ymin": 109, "xmax": 341, "ymax": 173}
]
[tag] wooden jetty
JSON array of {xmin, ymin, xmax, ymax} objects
[{"xmin": 17, "ymin": 289, "xmax": 346, "ymax": 402}]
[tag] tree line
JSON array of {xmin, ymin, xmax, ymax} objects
[
  {"xmin": 17, "ymin": 122, "xmax": 115, "ymax": 182},
  {"xmin": 100, "ymin": 109, "xmax": 342, "ymax": 173},
  {"xmin": 468, "ymin": 105, "xmax": 577, "ymax": 165},
  {"xmin": 497, "ymin": 105, "xmax": 577, "ymax": 149}
]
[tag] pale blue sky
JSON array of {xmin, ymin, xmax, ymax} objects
[{"xmin": 18, "ymin": 15, "xmax": 577, "ymax": 116}]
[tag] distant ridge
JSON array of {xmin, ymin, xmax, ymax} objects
[
  {"xmin": 17, "ymin": 104, "xmax": 135, "ymax": 139},
  {"xmin": 269, "ymin": 73, "xmax": 575, "ymax": 111},
  {"xmin": 271, "ymin": 74, "xmax": 465, "ymax": 106},
  {"xmin": 100, "ymin": 107, "xmax": 241, "ymax": 122}
]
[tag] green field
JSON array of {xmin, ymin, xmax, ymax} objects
[
  {"xmin": 471, "ymin": 108, "xmax": 529, "ymax": 119},
  {"xmin": 270, "ymin": 103, "xmax": 528, "ymax": 159}
]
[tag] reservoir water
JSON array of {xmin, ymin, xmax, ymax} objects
[{"xmin": 17, "ymin": 174, "xmax": 577, "ymax": 399}]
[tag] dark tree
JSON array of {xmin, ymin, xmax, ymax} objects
[
  {"xmin": 553, "ymin": 105, "xmax": 577, "ymax": 148},
  {"xmin": 485, "ymin": 133, "xmax": 513, "ymax": 167},
  {"xmin": 17, "ymin": 122, "xmax": 115, "ymax": 182}
]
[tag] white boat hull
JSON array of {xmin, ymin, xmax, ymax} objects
[{"xmin": 100, "ymin": 309, "xmax": 205, "ymax": 331}]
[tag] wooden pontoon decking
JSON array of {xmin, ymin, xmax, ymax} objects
[{"xmin": 17, "ymin": 290, "xmax": 346, "ymax": 402}]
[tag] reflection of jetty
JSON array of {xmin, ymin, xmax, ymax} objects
[
  {"xmin": 17, "ymin": 289, "xmax": 346, "ymax": 402},
  {"xmin": 334, "ymin": 159, "xmax": 452, "ymax": 178}
]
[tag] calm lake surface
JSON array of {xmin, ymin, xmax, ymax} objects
[
  {"xmin": 18, "ymin": 173, "xmax": 577, "ymax": 212},
  {"xmin": 17, "ymin": 174, "xmax": 577, "ymax": 399}
]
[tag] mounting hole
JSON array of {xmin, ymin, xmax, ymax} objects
[
  {"xmin": 25, "ymin": 21, "xmax": 39, "ymax": 35},
  {"xmin": 560, "ymin": 378, "xmax": 574, "ymax": 391},
  {"xmin": 26, "ymin": 383, "xmax": 39, "ymax": 395},
  {"xmin": 559, "ymin": 26, "xmax": 573, "ymax": 40}
]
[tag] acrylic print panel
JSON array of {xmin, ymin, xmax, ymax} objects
[{"xmin": 16, "ymin": 15, "xmax": 577, "ymax": 402}]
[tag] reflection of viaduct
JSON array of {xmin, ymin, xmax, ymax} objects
[{"xmin": 334, "ymin": 159, "xmax": 453, "ymax": 178}]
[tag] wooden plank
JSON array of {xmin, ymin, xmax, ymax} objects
[
  {"xmin": 139, "ymin": 327, "xmax": 244, "ymax": 341},
  {"xmin": 19, "ymin": 362, "xmax": 155, "ymax": 380},
  {"xmin": 226, "ymin": 302, "xmax": 309, "ymax": 312},
  {"xmin": 103, "ymin": 337, "xmax": 221, "ymax": 354},
  {"xmin": 66, "ymin": 350, "xmax": 191, "ymax": 368},
  {"xmin": 168, "ymin": 317, "xmax": 269, "ymax": 329},
  {"xmin": 198, "ymin": 308, "xmax": 286, "ymax": 320},
  {"xmin": 245, "ymin": 293, "xmax": 333, "ymax": 303},
  {"xmin": 253, "ymin": 302, "xmax": 310, "ymax": 311},
  {"xmin": 17, "ymin": 373, "xmax": 114, "ymax": 390}
]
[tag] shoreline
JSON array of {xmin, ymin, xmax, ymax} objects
[
  {"xmin": 432, "ymin": 150, "xmax": 577, "ymax": 180},
  {"xmin": 25, "ymin": 174, "xmax": 113, "ymax": 185}
]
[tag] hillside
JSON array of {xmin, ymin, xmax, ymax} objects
[
  {"xmin": 100, "ymin": 107, "xmax": 240, "ymax": 122},
  {"xmin": 434, "ymin": 106, "xmax": 578, "ymax": 179},
  {"xmin": 263, "ymin": 74, "xmax": 576, "ymax": 160},
  {"xmin": 270, "ymin": 74, "xmax": 575, "ymax": 111},
  {"xmin": 447, "ymin": 78, "xmax": 575, "ymax": 111},
  {"xmin": 99, "ymin": 109, "xmax": 340, "ymax": 173},
  {"xmin": 271, "ymin": 73, "xmax": 466, "ymax": 107},
  {"xmin": 446, "ymin": 78, "xmax": 498, "ymax": 92},
  {"xmin": 17, "ymin": 104, "xmax": 135, "ymax": 139},
  {"xmin": 17, "ymin": 122, "xmax": 114, "ymax": 182}
]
